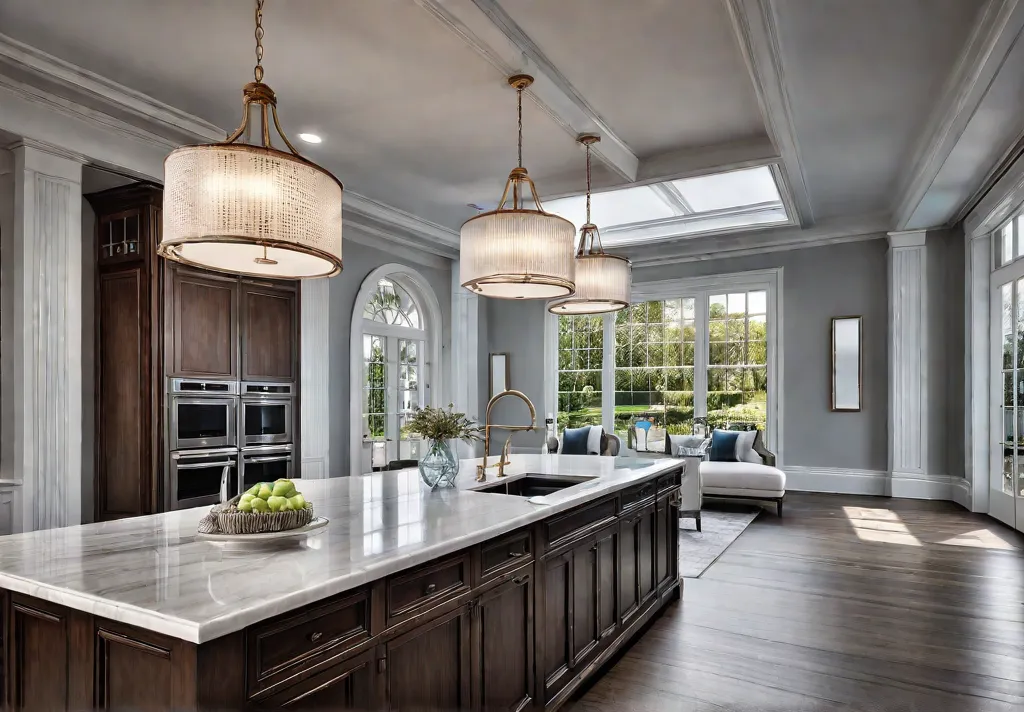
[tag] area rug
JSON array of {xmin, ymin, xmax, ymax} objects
[{"xmin": 678, "ymin": 506, "xmax": 760, "ymax": 578}]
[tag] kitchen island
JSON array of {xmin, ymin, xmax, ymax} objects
[{"xmin": 0, "ymin": 454, "xmax": 682, "ymax": 711}]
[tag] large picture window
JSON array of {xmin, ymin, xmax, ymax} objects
[{"xmin": 548, "ymin": 270, "xmax": 780, "ymax": 457}]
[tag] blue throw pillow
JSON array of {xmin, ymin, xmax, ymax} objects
[
  {"xmin": 709, "ymin": 430, "xmax": 740, "ymax": 462},
  {"xmin": 561, "ymin": 426, "xmax": 591, "ymax": 455}
]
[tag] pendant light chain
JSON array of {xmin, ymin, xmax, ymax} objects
[
  {"xmin": 516, "ymin": 84, "xmax": 524, "ymax": 169},
  {"xmin": 585, "ymin": 141, "xmax": 592, "ymax": 225},
  {"xmin": 254, "ymin": 0, "xmax": 265, "ymax": 83}
]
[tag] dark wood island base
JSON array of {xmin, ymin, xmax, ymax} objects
[{"xmin": 2, "ymin": 469, "xmax": 681, "ymax": 710}]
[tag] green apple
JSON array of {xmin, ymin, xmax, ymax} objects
[
  {"xmin": 288, "ymin": 493, "xmax": 306, "ymax": 511},
  {"xmin": 257, "ymin": 483, "xmax": 273, "ymax": 500},
  {"xmin": 250, "ymin": 497, "xmax": 270, "ymax": 513},
  {"xmin": 246, "ymin": 484, "xmax": 261, "ymax": 497},
  {"xmin": 267, "ymin": 495, "xmax": 288, "ymax": 512},
  {"xmin": 237, "ymin": 499, "xmax": 253, "ymax": 513},
  {"xmin": 240, "ymin": 493, "xmax": 255, "ymax": 504},
  {"xmin": 271, "ymin": 480, "xmax": 294, "ymax": 497}
]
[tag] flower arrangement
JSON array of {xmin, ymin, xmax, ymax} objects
[{"xmin": 407, "ymin": 404, "xmax": 482, "ymax": 443}]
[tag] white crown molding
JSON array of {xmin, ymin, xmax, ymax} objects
[
  {"xmin": 414, "ymin": 0, "xmax": 638, "ymax": 181},
  {"xmin": 892, "ymin": 0, "xmax": 1024, "ymax": 230},
  {"xmin": 726, "ymin": 0, "xmax": 814, "ymax": 226},
  {"xmin": 0, "ymin": 32, "xmax": 223, "ymax": 143},
  {"xmin": 964, "ymin": 146, "xmax": 1024, "ymax": 238},
  {"xmin": 626, "ymin": 213, "xmax": 889, "ymax": 267},
  {"xmin": 345, "ymin": 192, "xmax": 459, "ymax": 251}
]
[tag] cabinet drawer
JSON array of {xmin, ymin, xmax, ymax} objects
[
  {"xmin": 620, "ymin": 481, "xmax": 658, "ymax": 512},
  {"xmin": 386, "ymin": 553, "xmax": 471, "ymax": 627},
  {"xmin": 545, "ymin": 496, "xmax": 617, "ymax": 552},
  {"xmin": 248, "ymin": 588, "xmax": 371, "ymax": 694},
  {"xmin": 657, "ymin": 471, "xmax": 681, "ymax": 495},
  {"xmin": 479, "ymin": 529, "xmax": 533, "ymax": 583}
]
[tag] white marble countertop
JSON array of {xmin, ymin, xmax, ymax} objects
[{"xmin": 0, "ymin": 455, "xmax": 680, "ymax": 643}]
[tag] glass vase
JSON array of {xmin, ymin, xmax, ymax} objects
[{"xmin": 419, "ymin": 439, "xmax": 460, "ymax": 489}]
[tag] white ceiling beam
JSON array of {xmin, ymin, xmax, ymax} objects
[
  {"xmin": 414, "ymin": 0, "xmax": 638, "ymax": 181},
  {"xmin": 536, "ymin": 135, "xmax": 779, "ymax": 200},
  {"xmin": 892, "ymin": 0, "xmax": 1024, "ymax": 231},
  {"xmin": 648, "ymin": 182, "xmax": 693, "ymax": 215},
  {"xmin": 726, "ymin": 0, "xmax": 814, "ymax": 226}
]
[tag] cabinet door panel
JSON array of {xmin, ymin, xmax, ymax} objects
[
  {"xmin": 170, "ymin": 269, "xmax": 238, "ymax": 378},
  {"xmin": 256, "ymin": 649, "xmax": 375, "ymax": 710},
  {"xmin": 242, "ymin": 282, "xmax": 297, "ymax": 382},
  {"xmin": 385, "ymin": 606, "xmax": 471, "ymax": 711},
  {"xmin": 540, "ymin": 551, "xmax": 572, "ymax": 698},
  {"xmin": 618, "ymin": 516, "xmax": 638, "ymax": 624},
  {"xmin": 476, "ymin": 571, "xmax": 534, "ymax": 712},
  {"xmin": 98, "ymin": 268, "xmax": 148, "ymax": 519},
  {"xmin": 9, "ymin": 600, "xmax": 69, "ymax": 711},
  {"xmin": 656, "ymin": 495, "xmax": 678, "ymax": 594},
  {"xmin": 95, "ymin": 623, "xmax": 194, "ymax": 710},
  {"xmin": 595, "ymin": 527, "xmax": 618, "ymax": 643},
  {"xmin": 571, "ymin": 541, "xmax": 599, "ymax": 667},
  {"xmin": 638, "ymin": 505, "xmax": 657, "ymax": 608}
]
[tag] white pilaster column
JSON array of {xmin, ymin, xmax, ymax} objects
[
  {"xmin": 1, "ymin": 141, "xmax": 84, "ymax": 531},
  {"xmin": 965, "ymin": 232, "xmax": 990, "ymax": 512},
  {"xmin": 300, "ymin": 279, "xmax": 330, "ymax": 479},
  {"xmin": 887, "ymin": 231, "xmax": 929, "ymax": 484},
  {"xmin": 451, "ymin": 263, "xmax": 481, "ymax": 458}
]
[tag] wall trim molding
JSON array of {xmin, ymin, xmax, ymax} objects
[{"xmin": 784, "ymin": 466, "xmax": 963, "ymax": 501}]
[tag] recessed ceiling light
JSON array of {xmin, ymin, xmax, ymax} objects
[{"xmin": 298, "ymin": 133, "xmax": 322, "ymax": 144}]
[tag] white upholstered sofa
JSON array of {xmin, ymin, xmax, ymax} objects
[{"xmin": 668, "ymin": 427, "xmax": 786, "ymax": 516}]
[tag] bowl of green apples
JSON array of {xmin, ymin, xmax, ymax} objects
[{"xmin": 215, "ymin": 479, "xmax": 314, "ymax": 535}]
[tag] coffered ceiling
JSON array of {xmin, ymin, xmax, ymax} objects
[{"xmin": 2, "ymin": 0, "xmax": 1022, "ymax": 262}]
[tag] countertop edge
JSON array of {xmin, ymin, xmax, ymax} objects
[{"xmin": 1, "ymin": 459, "xmax": 684, "ymax": 644}]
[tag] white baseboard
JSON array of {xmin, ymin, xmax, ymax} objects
[
  {"xmin": 950, "ymin": 476, "xmax": 972, "ymax": 510},
  {"xmin": 784, "ymin": 466, "xmax": 966, "ymax": 502}
]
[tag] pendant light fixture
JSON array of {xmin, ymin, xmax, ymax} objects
[
  {"xmin": 460, "ymin": 75, "xmax": 576, "ymax": 299},
  {"xmin": 548, "ymin": 135, "xmax": 631, "ymax": 314},
  {"xmin": 160, "ymin": 0, "xmax": 343, "ymax": 279}
]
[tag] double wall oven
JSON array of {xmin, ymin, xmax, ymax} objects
[{"xmin": 166, "ymin": 379, "xmax": 297, "ymax": 510}]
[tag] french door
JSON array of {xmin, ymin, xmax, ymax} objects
[
  {"xmin": 990, "ymin": 275, "xmax": 1024, "ymax": 532},
  {"xmin": 363, "ymin": 331, "xmax": 426, "ymax": 468}
]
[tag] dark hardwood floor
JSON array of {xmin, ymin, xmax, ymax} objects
[{"xmin": 567, "ymin": 493, "xmax": 1024, "ymax": 712}]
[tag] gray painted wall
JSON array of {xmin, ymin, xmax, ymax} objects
[
  {"xmin": 483, "ymin": 298, "xmax": 549, "ymax": 452},
  {"xmin": 327, "ymin": 237, "xmax": 452, "ymax": 477},
  {"xmin": 933, "ymin": 226, "xmax": 965, "ymax": 479},
  {"xmin": 613, "ymin": 239, "xmax": 890, "ymax": 470}
]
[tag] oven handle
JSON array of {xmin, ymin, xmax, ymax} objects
[
  {"xmin": 243, "ymin": 455, "xmax": 293, "ymax": 464},
  {"xmin": 176, "ymin": 460, "xmax": 236, "ymax": 470}
]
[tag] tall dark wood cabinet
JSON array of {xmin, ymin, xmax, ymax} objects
[
  {"xmin": 88, "ymin": 184, "xmax": 302, "ymax": 522},
  {"xmin": 87, "ymin": 185, "xmax": 163, "ymax": 522}
]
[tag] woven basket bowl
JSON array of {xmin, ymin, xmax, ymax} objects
[{"xmin": 215, "ymin": 494, "xmax": 314, "ymax": 535}]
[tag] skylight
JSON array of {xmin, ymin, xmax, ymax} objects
[{"xmin": 543, "ymin": 165, "xmax": 791, "ymax": 247}]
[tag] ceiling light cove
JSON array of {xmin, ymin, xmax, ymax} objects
[{"xmin": 298, "ymin": 133, "xmax": 322, "ymax": 144}]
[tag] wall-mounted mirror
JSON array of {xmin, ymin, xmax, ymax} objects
[
  {"xmin": 832, "ymin": 316, "xmax": 862, "ymax": 412},
  {"xmin": 489, "ymin": 353, "xmax": 509, "ymax": 399}
]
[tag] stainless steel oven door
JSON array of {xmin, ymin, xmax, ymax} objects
[
  {"xmin": 170, "ymin": 396, "xmax": 237, "ymax": 450},
  {"xmin": 240, "ymin": 445, "xmax": 295, "ymax": 491},
  {"xmin": 240, "ymin": 397, "xmax": 293, "ymax": 446},
  {"xmin": 169, "ymin": 448, "xmax": 238, "ymax": 510}
]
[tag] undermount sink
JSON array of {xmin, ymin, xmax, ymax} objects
[{"xmin": 472, "ymin": 474, "xmax": 597, "ymax": 498}]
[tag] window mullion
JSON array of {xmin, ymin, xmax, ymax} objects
[
  {"xmin": 602, "ymin": 314, "xmax": 615, "ymax": 432},
  {"xmin": 695, "ymin": 293, "xmax": 709, "ymax": 418}
]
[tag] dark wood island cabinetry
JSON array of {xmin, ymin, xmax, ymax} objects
[{"xmin": 0, "ymin": 463, "xmax": 681, "ymax": 711}]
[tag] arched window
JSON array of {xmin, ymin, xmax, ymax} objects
[{"xmin": 351, "ymin": 266, "xmax": 442, "ymax": 473}]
